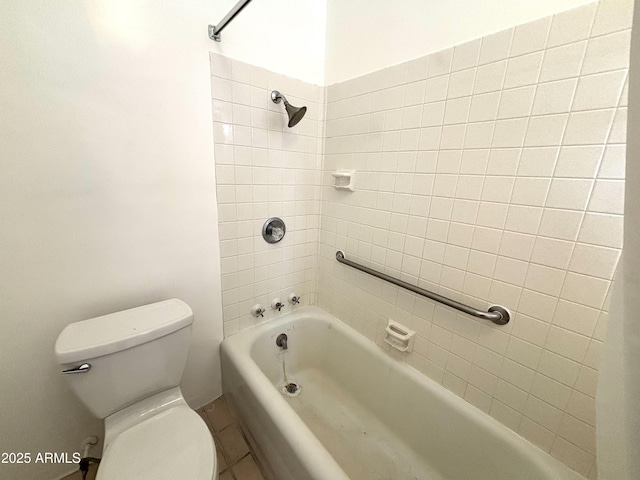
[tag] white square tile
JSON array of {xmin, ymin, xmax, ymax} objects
[
  {"xmin": 547, "ymin": 3, "xmax": 597, "ymax": 48},
  {"xmin": 598, "ymin": 145, "xmax": 625, "ymax": 179},
  {"xmin": 499, "ymin": 231, "xmax": 535, "ymax": 261},
  {"xmin": 539, "ymin": 208, "xmax": 584, "ymax": 241},
  {"xmin": 444, "ymin": 97, "xmax": 471, "ymax": 124},
  {"xmin": 505, "ymin": 336, "xmax": 542, "ymax": 370},
  {"xmin": 552, "ymin": 299, "xmax": 600, "ymax": 337},
  {"xmin": 572, "ymin": 70, "xmax": 627, "ymax": 111},
  {"xmin": 510, "ymin": 17, "xmax": 551, "ymax": 56},
  {"xmin": 510, "ymin": 177, "xmax": 551, "ymax": 207},
  {"xmin": 550, "ymin": 437, "xmax": 594, "ymax": 477},
  {"xmin": 494, "ymin": 256, "xmax": 528, "ymax": 286},
  {"xmin": 479, "ymin": 29, "xmax": 514, "ymax": 65},
  {"xmin": 504, "ymin": 52, "xmax": 544, "ymax": 88},
  {"xmin": 582, "ymin": 29, "xmax": 632, "ymax": 75},
  {"xmin": 539, "ymin": 42, "xmax": 587, "ymax": 82},
  {"xmin": 421, "ymin": 101, "xmax": 446, "ymax": 127},
  {"xmin": 464, "ymin": 121, "xmax": 494, "ymax": 149},
  {"xmin": 519, "ymin": 417, "xmax": 555, "ymax": 451},
  {"xmin": 591, "ymin": 0, "xmax": 634, "ymax": 36},
  {"xmin": 531, "ymin": 237, "xmax": 574, "ymax": 269},
  {"xmin": 537, "ymin": 350, "xmax": 580, "ymax": 387},
  {"xmin": 554, "ymin": 146, "xmax": 603, "ymax": 178},
  {"xmin": 524, "ymin": 114, "xmax": 568, "ymax": 147},
  {"xmin": 474, "ymin": 61, "xmax": 508, "ymax": 94},
  {"xmin": 578, "ymin": 212, "xmax": 623, "ymax": 248},
  {"xmin": 558, "ymin": 414, "xmax": 596, "ymax": 455},
  {"xmin": 491, "ymin": 400, "xmax": 524, "ymax": 431},
  {"xmin": 498, "ymin": 86, "xmax": 535, "ymax": 119},
  {"xmin": 511, "ymin": 314, "xmax": 551, "ymax": 346},
  {"xmin": 447, "ymin": 69, "xmax": 475, "ymax": 99},
  {"xmin": 487, "ymin": 148, "xmax": 521, "ymax": 175},
  {"xmin": 530, "ymin": 374, "xmax": 572, "ymax": 410},
  {"xmin": 500, "ymin": 358, "xmax": 536, "ymax": 392},
  {"xmin": 425, "ymin": 75, "xmax": 450, "ymax": 102},
  {"xmin": 569, "ymin": 243, "xmax": 620, "ymax": 279},
  {"xmin": 492, "ymin": 118, "xmax": 528, "ymax": 148},
  {"xmin": 525, "ymin": 390, "xmax": 566, "ymax": 430},
  {"xmin": 468, "ymin": 92, "xmax": 500, "ymax": 122},
  {"xmin": 608, "ymin": 108, "xmax": 627, "ymax": 142},
  {"xmin": 524, "ymin": 263, "xmax": 566, "ymax": 297},
  {"xmin": 427, "ymin": 48, "xmax": 453, "ymax": 77},
  {"xmin": 517, "ymin": 147, "xmax": 558, "ymax": 177},
  {"xmin": 564, "ymin": 109, "xmax": 616, "ymax": 145},
  {"xmin": 560, "ymin": 272, "xmax": 610, "ymax": 309},
  {"xmin": 504, "ymin": 205, "xmax": 542, "ymax": 234},
  {"xmin": 545, "ymin": 178, "xmax": 593, "ymax": 210},
  {"xmin": 588, "ymin": 179, "xmax": 624, "ymax": 214},
  {"xmin": 532, "ymin": 78, "xmax": 578, "ymax": 115},
  {"xmin": 452, "ymin": 39, "xmax": 481, "ymax": 72}
]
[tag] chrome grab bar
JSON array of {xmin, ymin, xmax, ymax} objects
[
  {"xmin": 62, "ymin": 363, "xmax": 91, "ymax": 374},
  {"xmin": 335, "ymin": 251, "xmax": 510, "ymax": 325}
]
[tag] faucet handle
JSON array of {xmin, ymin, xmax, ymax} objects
[
  {"xmin": 288, "ymin": 292, "xmax": 300, "ymax": 305},
  {"xmin": 251, "ymin": 304, "xmax": 265, "ymax": 318},
  {"xmin": 271, "ymin": 298, "xmax": 284, "ymax": 311}
]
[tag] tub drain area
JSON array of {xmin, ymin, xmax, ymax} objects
[{"xmin": 281, "ymin": 381, "xmax": 301, "ymax": 397}]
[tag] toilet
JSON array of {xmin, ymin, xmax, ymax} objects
[{"xmin": 54, "ymin": 299, "xmax": 217, "ymax": 480}]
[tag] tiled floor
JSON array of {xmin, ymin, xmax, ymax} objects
[
  {"xmin": 60, "ymin": 395, "xmax": 266, "ymax": 480},
  {"xmin": 197, "ymin": 396, "xmax": 267, "ymax": 480}
]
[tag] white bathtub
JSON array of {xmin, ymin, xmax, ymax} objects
[{"xmin": 221, "ymin": 307, "xmax": 584, "ymax": 480}]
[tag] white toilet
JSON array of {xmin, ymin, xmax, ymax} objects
[{"xmin": 54, "ymin": 298, "xmax": 217, "ymax": 480}]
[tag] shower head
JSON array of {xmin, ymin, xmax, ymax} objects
[{"xmin": 271, "ymin": 90, "xmax": 307, "ymax": 128}]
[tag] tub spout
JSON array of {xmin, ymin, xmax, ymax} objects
[{"xmin": 276, "ymin": 333, "xmax": 288, "ymax": 350}]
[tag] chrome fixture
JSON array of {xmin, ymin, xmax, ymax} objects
[
  {"xmin": 276, "ymin": 333, "xmax": 288, "ymax": 350},
  {"xmin": 208, "ymin": 0, "xmax": 254, "ymax": 42},
  {"xmin": 288, "ymin": 293, "xmax": 300, "ymax": 305},
  {"xmin": 271, "ymin": 91, "xmax": 307, "ymax": 128},
  {"xmin": 251, "ymin": 304, "xmax": 265, "ymax": 318},
  {"xmin": 335, "ymin": 251, "xmax": 510, "ymax": 325},
  {"xmin": 271, "ymin": 298, "xmax": 284, "ymax": 312},
  {"xmin": 62, "ymin": 363, "xmax": 92, "ymax": 374},
  {"xmin": 262, "ymin": 217, "xmax": 286, "ymax": 244}
]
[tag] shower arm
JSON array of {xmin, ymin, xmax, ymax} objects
[{"xmin": 208, "ymin": 0, "xmax": 254, "ymax": 42}]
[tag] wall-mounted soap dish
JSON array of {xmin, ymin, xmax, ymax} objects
[
  {"xmin": 331, "ymin": 170, "xmax": 355, "ymax": 191},
  {"xmin": 384, "ymin": 320, "xmax": 415, "ymax": 353}
]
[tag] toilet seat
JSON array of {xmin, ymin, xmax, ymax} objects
[{"xmin": 97, "ymin": 389, "xmax": 216, "ymax": 480}]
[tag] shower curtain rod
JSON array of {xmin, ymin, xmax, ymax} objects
[
  {"xmin": 335, "ymin": 251, "xmax": 510, "ymax": 325},
  {"xmin": 208, "ymin": 0, "xmax": 254, "ymax": 42}
]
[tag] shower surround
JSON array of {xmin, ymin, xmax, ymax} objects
[{"xmin": 210, "ymin": 0, "xmax": 632, "ymax": 476}]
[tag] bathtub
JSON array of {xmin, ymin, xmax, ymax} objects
[{"xmin": 221, "ymin": 307, "xmax": 584, "ymax": 480}]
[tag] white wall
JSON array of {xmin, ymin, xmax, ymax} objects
[
  {"xmin": 0, "ymin": 1, "xmax": 223, "ymax": 478},
  {"xmin": 208, "ymin": 0, "xmax": 327, "ymax": 85},
  {"xmin": 325, "ymin": 0, "xmax": 598, "ymax": 84}
]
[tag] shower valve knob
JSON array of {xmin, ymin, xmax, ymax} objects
[
  {"xmin": 251, "ymin": 304, "xmax": 265, "ymax": 318},
  {"xmin": 288, "ymin": 293, "xmax": 300, "ymax": 305},
  {"xmin": 271, "ymin": 298, "xmax": 284, "ymax": 311}
]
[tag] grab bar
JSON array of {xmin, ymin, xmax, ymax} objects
[{"xmin": 335, "ymin": 251, "xmax": 510, "ymax": 325}]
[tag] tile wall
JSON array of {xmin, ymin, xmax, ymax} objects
[
  {"xmin": 317, "ymin": 1, "xmax": 630, "ymax": 477},
  {"xmin": 210, "ymin": 0, "xmax": 632, "ymax": 476},
  {"xmin": 210, "ymin": 54, "xmax": 324, "ymax": 336}
]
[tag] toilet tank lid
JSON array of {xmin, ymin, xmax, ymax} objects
[{"xmin": 55, "ymin": 299, "xmax": 193, "ymax": 364}]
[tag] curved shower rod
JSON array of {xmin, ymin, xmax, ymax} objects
[{"xmin": 208, "ymin": 0, "xmax": 254, "ymax": 42}]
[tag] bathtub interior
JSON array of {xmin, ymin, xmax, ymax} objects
[{"xmin": 246, "ymin": 311, "xmax": 583, "ymax": 480}]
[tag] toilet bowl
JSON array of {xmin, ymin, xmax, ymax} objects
[{"xmin": 54, "ymin": 299, "xmax": 217, "ymax": 480}]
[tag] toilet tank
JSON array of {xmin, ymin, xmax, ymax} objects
[{"xmin": 55, "ymin": 299, "xmax": 193, "ymax": 419}]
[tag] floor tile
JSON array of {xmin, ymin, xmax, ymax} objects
[
  {"xmin": 204, "ymin": 397, "xmax": 234, "ymax": 432},
  {"xmin": 232, "ymin": 454, "xmax": 266, "ymax": 480},
  {"xmin": 217, "ymin": 424, "xmax": 250, "ymax": 465}
]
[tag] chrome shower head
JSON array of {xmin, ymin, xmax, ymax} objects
[{"xmin": 271, "ymin": 90, "xmax": 307, "ymax": 128}]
